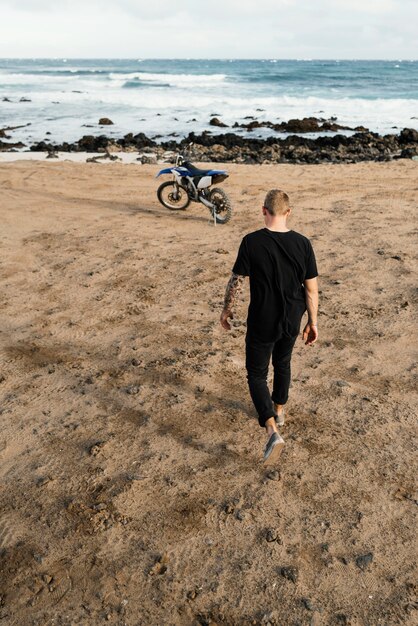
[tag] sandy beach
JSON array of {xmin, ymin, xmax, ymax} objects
[{"xmin": 0, "ymin": 159, "xmax": 417, "ymax": 625}]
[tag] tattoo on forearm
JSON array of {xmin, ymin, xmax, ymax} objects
[{"xmin": 223, "ymin": 273, "xmax": 245, "ymax": 312}]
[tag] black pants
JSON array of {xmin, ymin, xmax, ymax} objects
[{"xmin": 245, "ymin": 334, "xmax": 297, "ymax": 428}]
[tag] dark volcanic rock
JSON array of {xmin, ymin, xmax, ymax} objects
[
  {"xmin": 118, "ymin": 132, "xmax": 156, "ymax": 149},
  {"xmin": 399, "ymin": 127, "xmax": 418, "ymax": 144},
  {"xmin": 30, "ymin": 141, "xmax": 51, "ymax": 152},
  {"xmin": 171, "ymin": 127, "xmax": 418, "ymax": 164},
  {"xmin": 234, "ymin": 116, "xmax": 357, "ymax": 134},
  {"xmin": 98, "ymin": 117, "xmax": 114, "ymax": 125},
  {"xmin": 209, "ymin": 117, "xmax": 228, "ymax": 128},
  {"xmin": 78, "ymin": 135, "xmax": 111, "ymax": 151},
  {"xmin": 131, "ymin": 132, "xmax": 157, "ymax": 149},
  {"xmin": 234, "ymin": 120, "xmax": 266, "ymax": 131},
  {"xmin": 279, "ymin": 117, "xmax": 326, "ymax": 132},
  {"xmin": 23, "ymin": 123, "xmax": 418, "ymax": 164},
  {"xmin": 400, "ymin": 147, "xmax": 418, "ymax": 158},
  {"xmin": 140, "ymin": 154, "xmax": 158, "ymax": 164},
  {"xmin": 0, "ymin": 139, "xmax": 26, "ymax": 151}
]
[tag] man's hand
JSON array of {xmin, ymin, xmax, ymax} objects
[
  {"xmin": 303, "ymin": 323, "xmax": 318, "ymax": 346},
  {"xmin": 220, "ymin": 309, "xmax": 233, "ymax": 331}
]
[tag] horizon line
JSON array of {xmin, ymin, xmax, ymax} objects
[{"xmin": 0, "ymin": 57, "xmax": 417, "ymax": 62}]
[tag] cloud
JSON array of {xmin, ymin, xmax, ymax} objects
[
  {"xmin": 322, "ymin": 0, "xmax": 396, "ymax": 13},
  {"xmin": 0, "ymin": 0, "xmax": 398, "ymax": 17},
  {"xmin": 0, "ymin": 0, "xmax": 417, "ymax": 58},
  {"xmin": 2, "ymin": 0, "xmax": 294, "ymax": 21}
]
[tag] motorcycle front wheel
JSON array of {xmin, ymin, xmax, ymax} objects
[
  {"xmin": 209, "ymin": 187, "xmax": 233, "ymax": 224},
  {"xmin": 157, "ymin": 181, "xmax": 191, "ymax": 210}
]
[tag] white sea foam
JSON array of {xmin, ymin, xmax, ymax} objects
[
  {"xmin": 0, "ymin": 72, "xmax": 79, "ymax": 85},
  {"xmin": 108, "ymin": 72, "xmax": 227, "ymax": 87},
  {"xmin": 75, "ymin": 88, "xmax": 418, "ymax": 132},
  {"xmin": 1, "ymin": 60, "xmax": 417, "ymax": 146}
]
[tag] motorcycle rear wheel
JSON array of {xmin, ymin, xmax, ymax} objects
[
  {"xmin": 209, "ymin": 187, "xmax": 233, "ymax": 224},
  {"xmin": 157, "ymin": 181, "xmax": 190, "ymax": 210}
]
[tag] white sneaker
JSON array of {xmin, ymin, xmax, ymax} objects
[{"xmin": 263, "ymin": 432, "xmax": 285, "ymax": 464}]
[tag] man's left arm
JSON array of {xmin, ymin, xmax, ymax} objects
[
  {"xmin": 303, "ymin": 277, "xmax": 319, "ymax": 345},
  {"xmin": 220, "ymin": 272, "xmax": 246, "ymax": 331}
]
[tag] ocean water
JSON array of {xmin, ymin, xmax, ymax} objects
[{"xmin": 0, "ymin": 59, "xmax": 417, "ymax": 147}]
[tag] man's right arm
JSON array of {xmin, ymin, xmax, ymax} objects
[
  {"xmin": 221, "ymin": 235, "xmax": 250, "ymax": 331},
  {"xmin": 303, "ymin": 277, "xmax": 319, "ymax": 345},
  {"xmin": 220, "ymin": 272, "xmax": 246, "ymax": 331}
]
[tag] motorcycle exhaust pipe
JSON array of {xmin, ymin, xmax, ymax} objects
[{"xmin": 199, "ymin": 196, "xmax": 215, "ymax": 210}]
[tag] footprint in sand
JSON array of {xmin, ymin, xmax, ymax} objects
[
  {"xmin": 0, "ymin": 513, "xmax": 26, "ymax": 551},
  {"xmin": 27, "ymin": 561, "xmax": 72, "ymax": 609}
]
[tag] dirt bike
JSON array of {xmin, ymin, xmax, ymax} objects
[{"xmin": 156, "ymin": 151, "xmax": 232, "ymax": 224}]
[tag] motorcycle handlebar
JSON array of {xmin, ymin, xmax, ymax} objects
[{"xmin": 175, "ymin": 142, "xmax": 194, "ymax": 166}]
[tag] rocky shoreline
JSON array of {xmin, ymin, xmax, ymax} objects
[{"xmin": 1, "ymin": 117, "xmax": 418, "ymax": 164}]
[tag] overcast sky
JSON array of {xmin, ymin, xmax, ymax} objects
[{"xmin": 0, "ymin": 0, "xmax": 417, "ymax": 59}]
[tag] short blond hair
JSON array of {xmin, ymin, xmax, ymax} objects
[{"xmin": 263, "ymin": 189, "xmax": 290, "ymax": 216}]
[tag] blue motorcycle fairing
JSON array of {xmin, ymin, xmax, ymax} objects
[
  {"xmin": 156, "ymin": 166, "xmax": 191, "ymax": 178},
  {"xmin": 176, "ymin": 168, "xmax": 228, "ymax": 176},
  {"xmin": 156, "ymin": 166, "xmax": 228, "ymax": 178},
  {"xmin": 156, "ymin": 167, "xmax": 174, "ymax": 178}
]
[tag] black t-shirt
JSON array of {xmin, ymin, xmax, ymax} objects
[{"xmin": 232, "ymin": 228, "xmax": 318, "ymax": 341}]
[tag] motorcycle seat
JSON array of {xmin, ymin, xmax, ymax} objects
[{"xmin": 183, "ymin": 161, "xmax": 215, "ymax": 177}]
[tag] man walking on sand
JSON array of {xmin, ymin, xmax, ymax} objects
[{"xmin": 220, "ymin": 189, "xmax": 319, "ymax": 464}]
